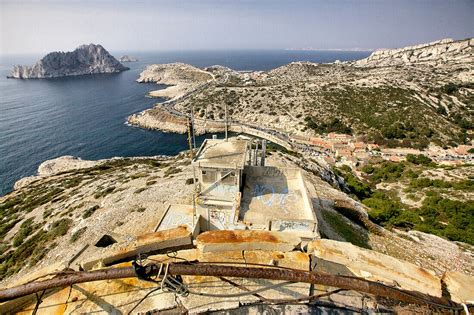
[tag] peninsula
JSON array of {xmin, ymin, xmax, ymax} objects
[
  {"xmin": 8, "ymin": 44, "xmax": 129, "ymax": 79},
  {"xmin": 129, "ymin": 38, "xmax": 473, "ymax": 151}
]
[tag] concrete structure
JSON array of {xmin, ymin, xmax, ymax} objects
[
  {"xmin": 240, "ymin": 166, "xmax": 317, "ymax": 239},
  {"xmin": 155, "ymin": 137, "xmax": 318, "ymax": 240}
]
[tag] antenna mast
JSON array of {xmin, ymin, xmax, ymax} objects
[
  {"xmin": 225, "ymin": 102, "xmax": 228, "ymax": 141},
  {"xmin": 187, "ymin": 117, "xmax": 197, "ymax": 226},
  {"xmin": 191, "ymin": 106, "xmax": 196, "ymax": 149}
]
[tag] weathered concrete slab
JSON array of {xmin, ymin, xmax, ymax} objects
[
  {"xmin": 81, "ymin": 226, "xmax": 192, "ymax": 270},
  {"xmin": 240, "ymin": 250, "xmax": 311, "ymax": 304},
  {"xmin": 192, "ymin": 138, "xmax": 248, "ymax": 170},
  {"xmin": 196, "ymin": 230, "xmax": 301, "ymax": 253},
  {"xmin": 155, "ymin": 204, "xmax": 199, "ymax": 238},
  {"xmin": 240, "ymin": 166, "xmax": 317, "ymax": 239},
  {"xmin": 443, "ymin": 271, "xmax": 474, "ymax": 303},
  {"xmin": 308, "ymin": 239, "xmax": 442, "ymax": 297}
]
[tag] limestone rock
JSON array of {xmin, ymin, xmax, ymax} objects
[
  {"xmin": 442, "ymin": 271, "xmax": 474, "ymax": 303},
  {"xmin": 9, "ymin": 44, "xmax": 128, "ymax": 79},
  {"xmin": 308, "ymin": 239, "xmax": 442, "ymax": 297},
  {"xmin": 137, "ymin": 62, "xmax": 213, "ymax": 85},
  {"xmin": 355, "ymin": 38, "xmax": 474, "ymax": 67},
  {"xmin": 37, "ymin": 156, "xmax": 97, "ymax": 176},
  {"xmin": 118, "ymin": 55, "xmax": 138, "ymax": 62}
]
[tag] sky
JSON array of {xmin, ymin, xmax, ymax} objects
[{"xmin": 1, "ymin": 0, "xmax": 473, "ymax": 54}]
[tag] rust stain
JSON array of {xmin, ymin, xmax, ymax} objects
[
  {"xmin": 197, "ymin": 230, "xmax": 281, "ymax": 244},
  {"xmin": 272, "ymin": 253, "xmax": 285, "ymax": 260},
  {"xmin": 137, "ymin": 226, "xmax": 190, "ymax": 244}
]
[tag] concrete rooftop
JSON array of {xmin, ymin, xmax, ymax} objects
[
  {"xmin": 239, "ymin": 166, "xmax": 316, "ymax": 237},
  {"xmin": 192, "ymin": 138, "xmax": 248, "ymax": 170}
]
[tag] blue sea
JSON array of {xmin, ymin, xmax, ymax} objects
[{"xmin": 0, "ymin": 50, "xmax": 371, "ymax": 196}]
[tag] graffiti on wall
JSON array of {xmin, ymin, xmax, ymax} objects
[
  {"xmin": 159, "ymin": 212, "xmax": 193, "ymax": 230},
  {"xmin": 252, "ymin": 184, "xmax": 298, "ymax": 214}
]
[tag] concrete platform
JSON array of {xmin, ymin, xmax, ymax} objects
[
  {"xmin": 192, "ymin": 138, "xmax": 248, "ymax": 170},
  {"xmin": 196, "ymin": 230, "xmax": 301, "ymax": 252},
  {"xmin": 239, "ymin": 166, "xmax": 317, "ymax": 238},
  {"xmin": 155, "ymin": 204, "xmax": 200, "ymax": 237},
  {"xmin": 81, "ymin": 226, "xmax": 193, "ymax": 270}
]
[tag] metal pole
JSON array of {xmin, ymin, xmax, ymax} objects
[
  {"xmin": 191, "ymin": 106, "xmax": 196, "ymax": 149},
  {"xmin": 261, "ymin": 140, "xmax": 267, "ymax": 166},
  {"xmin": 248, "ymin": 140, "xmax": 252, "ymax": 165},
  {"xmin": 0, "ymin": 264, "xmax": 463, "ymax": 310},
  {"xmin": 224, "ymin": 102, "xmax": 228, "ymax": 141},
  {"xmin": 187, "ymin": 118, "xmax": 194, "ymax": 161},
  {"xmin": 253, "ymin": 141, "xmax": 259, "ymax": 166},
  {"xmin": 187, "ymin": 117, "xmax": 196, "ymax": 226}
]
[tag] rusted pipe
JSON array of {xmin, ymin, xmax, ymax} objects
[{"xmin": 0, "ymin": 263, "xmax": 463, "ymax": 310}]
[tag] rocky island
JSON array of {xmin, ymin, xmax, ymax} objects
[
  {"xmin": 119, "ymin": 55, "xmax": 138, "ymax": 62},
  {"xmin": 8, "ymin": 44, "xmax": 129, "ymax": 79}
]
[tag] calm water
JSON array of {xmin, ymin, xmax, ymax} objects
[{"xmin": 0, "ymin": 50, "xmax": 370, "ymax": 195}]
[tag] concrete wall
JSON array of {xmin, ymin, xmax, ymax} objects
[{"xmin": 198, "ymin": 167, "xmax": 240, "ymax": 201}]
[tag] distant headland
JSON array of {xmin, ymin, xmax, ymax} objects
[
  {"xmin": 7, "ymin": 44, "xmax": 129, "ymax": 79},
  {"xmin": 119, "ymin": 55, "xmax": 138, "ymax": 62}
]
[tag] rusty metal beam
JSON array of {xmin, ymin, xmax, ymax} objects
[{"xmin": 0, "ymin": 263, "xmax": 463, "ymax": 310}]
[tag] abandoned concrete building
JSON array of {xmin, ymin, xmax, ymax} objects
[{"xmin": 155, "ymin": 137, "xmax": 318, "ymax": 240}]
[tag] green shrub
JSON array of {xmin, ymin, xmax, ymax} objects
[
  {"xmin": 82, "ymin": 205, "xmax": 100, "ymax": 219},
  {"xmin": 305, "ymin": 117, "xmax": 352, "ymax": 135},
  {"xmin": 416, "ymin": 195, "xmax": 474, "ymax": 244},
  {"xmin": 334, "ymin": 166, "xmax": 371, "ymax": 200},
  {"xmin": 363, "ymin": 192, "xmax": 403, "ymax": 225},
  {"xmin": 442, "ymin": 83, "xmax": 459, "ymax": 95},
  {"xmin": 94, "ymin": 186, "xmax": 115, "ymax": 199},
  {"xmin": 321, "ymin": 210, "xmax": 370, "ymax": 249},
  {"xmin": 70, "ymin": 227, "xmax": 87, "ymax": 243},
  {"xmin": 369, "ymin": 162, "xmax": 405, "ymax": 183},
  {"xmin": 49, "ymin": 219, "xmax": 72, "ymax": 238},
  {"xmin": 361, "ymin": 165, "xmax": 375, "ymax": 174},
  {"xmin": 406, "ymin": 154, "xmax": 433, "ymax": 166},
  {"xmin": 134, "ymin": 187, "xmax": 148, "ymax": 194},
  {"xmin": 13, "ymin": 218, "xmax": 35, "ymax": 247}
]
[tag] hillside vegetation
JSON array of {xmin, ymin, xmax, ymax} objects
[
  {"xmin": 334, "ymin": 156, "xmax": 474, "ymax": 245},
  {"xmin": 167, "ymin": 39, "xmax": 474, "ymax": 149}
]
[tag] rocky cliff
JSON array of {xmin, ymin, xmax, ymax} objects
[
  {"xmin": 354, "ymin": 38, "xmax": 474, "ymax": 67},
  {"xmin": 8, "ymin": 44, "xmax": 129, "ymax": 79},
  {"xmin": 137, "ymin": 62, "xmax": 213, "ymax": 85}
]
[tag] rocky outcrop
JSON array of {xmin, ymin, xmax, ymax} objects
[
  {"xmin": 37, "ymin": 155, "xmax": 98, "ymax": 176},
  {"xmin": 137, "ymin": 63, "xmax": 213, "ymax": 85},
  {"xmin": 8, "ymin": 44, "xmax": 129, "ymax": 79},
  {"xmin": 13, "ymin": 156, "xmax": 98, "ymax": 190},
  {"xmin": 354, "ymin": 38, "xmax": 474, "ymax": 67},
  {"xmin": 118, "ymin": 55, "xmax": 138, "ymax": 62}
]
